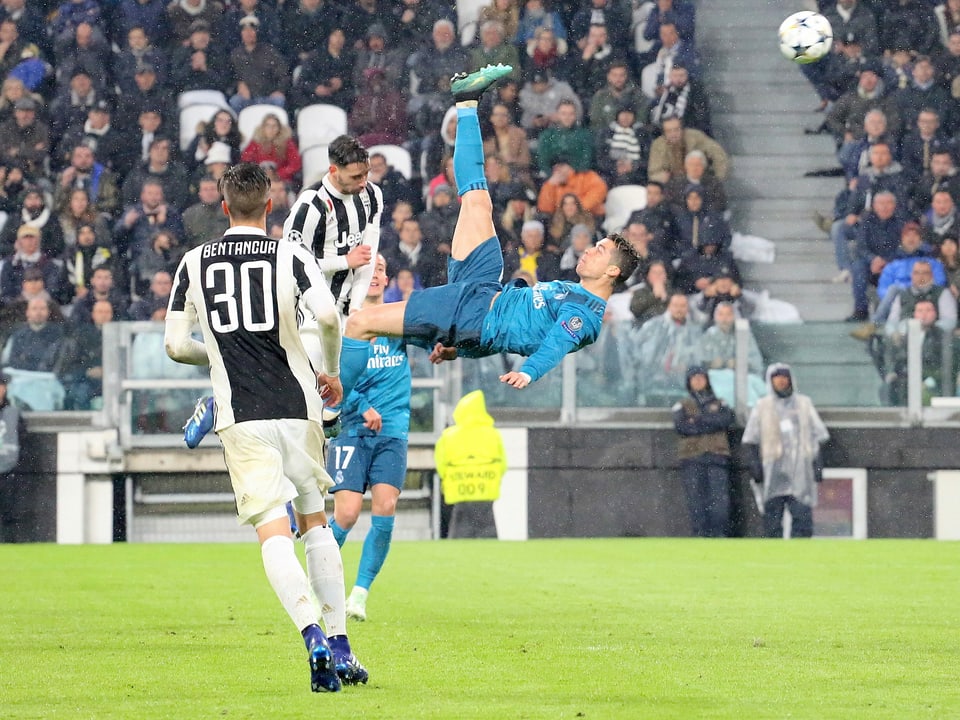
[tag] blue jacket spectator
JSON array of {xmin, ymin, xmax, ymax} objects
[
  {"xmin": 876, "ymin": 223, "xmax": 946, "ymax": 300},
  {"xmin": 52, "ymin": 0, "xmax": 104, "ymax": 39}
]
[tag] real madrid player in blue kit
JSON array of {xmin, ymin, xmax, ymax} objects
[
  {"xmin": 326, "ymin": 253, "xmax": 410, "ymax": 622},
  {"xmin": 338, "ymin": 64, "xmax": 640, "ymax": 395}
]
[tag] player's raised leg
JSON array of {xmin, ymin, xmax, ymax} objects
[{"xmin": 449, "ymin": 64, "xmax": 513, "ymax": 261}]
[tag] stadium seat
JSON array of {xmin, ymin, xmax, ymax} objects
[
  {"xmin": 367, "ymin": 144, "xmax": 412, "ymax": 179},
  {"xmin": 177, "ymin": 89, "xmax": 229, "ymax": 111},
  {"xmin": 179, "ymin": 103, "xmax": 223, "ymax": 152},
  {"xmin": 603, "ymin": 184, "xmax": 647, "ymax": 234},
  {"xmin": 457, "ymin": 0, "xmax": 487, "ymax": 45},
  {"xmin": 301, "ymin": 144, "xmax": 330, "ymax": 186},
  {"xmin": 295, "ymin": 104, "xmax": 348, "ymax": 153},
  {"xmin": 238, "ymin": 104, "xmax": 290, "ymax": 150}
]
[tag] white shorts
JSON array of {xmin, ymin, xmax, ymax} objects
[{"xmin": 219, "ymin": 418, "xmax": 331, "ymax": 525}]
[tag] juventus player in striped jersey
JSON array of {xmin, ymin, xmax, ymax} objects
[
  {"xmin": 283, "ymin": 135, "xmax": 383, "ymax": 434},
  {"xmin": 164, "ymin": 163, "xmax": 367, "ymax": 692}
]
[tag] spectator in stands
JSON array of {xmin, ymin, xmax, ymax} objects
[
  {"xmin": 117, "ymin": 63, "xmax": 176, "ymax": 137},
  {"xmin": 672, "ymin": 365, "xmax": 734, "ymax": 538},
  {"xmin": 0, "ymin": 0, "xmax": 46, "ymax": 53},
  {"xmin": 516, "ymin": 0, "xmax": 566, "ymax": 50},
  {"xmin": 743, "ymin": 364, "xmax": 829, "ymax": 538},
  {"xmin": 129, "ymin": 228, "xmax": 182, "ymax": 298},
  {"xmin": 122, "ymin": 136, "xmax": 190, "ymax": 211},
  {"xmin": 884, "ymin": 258, "xmax": 955, "ymax": 333},
  {"xmin": 200, "ymin": 141, "xmax": 231, "ymax": 186},
  {"xmin": 900, "ymin": 108, "xmax": 950, "ymax": 184},
  {"xmin": 114, "ymin": 0, "xmax": 171, "ymax": 48},
  {"xmin": 537, "ymin": 99, "xmax": 593, "ymax": 175},
  {"xmin": 537, "ymin": 156, "xmax": 607, "ymax": 217},
  {"xmin": 935, "ymin": 29, "xmax": 960, "ymax": 90},
  {"xmin": 643, "ymin": 0, "xmax": 695, "ymax": 46},
  {"xmin": 228, "ymin": 14, "xmax": 289, "ymax": 113},
  {"xmin": 64, "ymin": 222, "xmax": 112, "ymax": 298},
  {"xmin": 521, "ymin": 24, "xmax": 569, "ymax": 82},
  {"xmin": 479, "ymin": 0, "xmax": 520, "ymax": 45},
  {"xmin": 822, "ymin": 0, "xmax": 879, "ymax": 57},
  {"xmin": 648, "ymin": 116, "xmax": 728, "ymax": 185},
  {"xmin": 406, "ymin": 18, "xmax": 467, "ymax": 100},
  {"xmin": 57, "ymin": 100, "xmax": 125, "ymax": 176},
  {"xmin": 339, "ymin": 0, "xmax": 393, "ymax": 50},
  {"xmin": 117, "ymin": 108, "xmax": 169, "ymax": 180},
  {"xmin": 53, "ymin": 187, "xmax": 111, "ymax": 252},
  {"xmin": 425, "ymin": 152, "xmax": 457, "ymax": 210},
  {"xmin": 548, "ymin": 192, "xmax": 596, "ymax": 249},
  {"xmin": 383, "ymin": 266, "xmax": 421, "ymax": 303},
  {"xmin": 627, "ymin": 292, "xmax": 703, "ymax": 404},
  {"xmin": 380, "ymin": 217, "xmax": 443, "ymax": 288},
  {"xmin": 698, "ymin": 301, "xmax": 764, "ymax": 374},
  {"xmin": 881, "ymin": 298, "xmax": 946, "ymax": 405},
  {"xmin": 182, "ymin": 176, "xmax": 228, "ymax": 249},
  {"xmin": 690, "ymin": 267, "xmax": 753, "ymax": 328},
  {"xmin": 167, "ymin": 0, "xmax": 225, "ymax": 47},
  {"xmin": 128, "ymin": 270, "xmax": 172, "ymax": 321},
  {"xmin": 365, "ymin": 154, "xmax": 416, "ymax": 218},
  {"xmin": 848, "ymin": 190, "xmax": 907, "ymax": 320},
  {"xmin": 570, "ymin": 0, "xmax": 630, "ymax": 50},
  {"xmin": 922, "ymin": 189, "xmax": 960, "ymax": 247},
  {"xmin": 282, "ymin": 0, "xmax": 341, "ymax": 65},
  {"xmin": 170, "ymin": 20, "xmax": 228, "ymax": 94},
  {"xmin": 379, "ymin": 200, "xmax": 413, "ymax": 259},
  {"xmin": 0, "ymin": 267, "xmax": 62, "ymax": 348},
  {"xmin": 219, "ymin": 0, "xmax": 282, "ymax": 50},
  {"xmin": 185, "ymin": 109, "xmax": 242, "ymax": 172},
  {"xmin": 113, "ymin": 25, "xmax": 167, "ymax": 97},
  {"xmin": 69, "ymin": 264, "xmax": 127, "ymax": 323},
  {"xmin": 911, "ymin": 148, "xmax": 960, "ymax": 215},
  {"xmin": 824, "ymin": 62, "xmax": 899, "ymax": 150},
  {"xmin": 0, "ymin": 77, "xmax": 40, "ymax": 127},
  {"xmin": 558, "ymin": 223, "xmax": 594, "ymax": 281},
  {"xmin": 881, "ymin": 0, "xmax": 938, "ymax": 57},
  {"xmin": 54, "ymin": 143, "xmax": 120, "ymax": 219},
  {"xmin": 938, "ymin": 234, "xmax": 960, "ymax": 294},
  {"xmin": 57, "ymin": 297, "xmax": 111, "ymax": 409},
  {"xmin": 572, "ymin": 23, "xmax": 619, "ymax": 101},
  {"xmin": 0, "ymin": 188, "xmax": 61, "ymax": 258},
  {"xmin": 54, "ymin": 22, "xmax": 110, "ymax": 94},
  {"xmin": 0, "ymin": 225, "xmax": 72, "ymax": 304},
  {"xmin": 470, "ymin": 20, "xmax": 520, "ymax": 80},
  {"xmin": 0, "ymin": 97, "xmax": 48, "ymax": 179},
  {"xmin": 352, "ymin": 23, "xmax": 405, "ymax": 88},
  {"xmin": 673, "ymin": 185, "xmax": 731, "ymax": 254},
  {"xmin": 293, "ymin": 26, "xmax": 354, "ymax": 112},
  {"xmin": 832, "ymin": 108, "xmax": 891, "ymax": 188},
  {"xmin": 480, "ymin": 104, "xmax": 531, "ymax": 188},
  {"xmin": 349, "ymin": 69, "xmax": 409, "ymax": 148},
  {"xmin": 895, "ymin": 56, "xmax": 952, "ymax": 135},
  {"xmin": 417, "ymin": 185, "xmax": 457, "ymax": 267},
  {"xmin": 52, "ymin": 2, "xmax": 103, "ymax": 41},
  {"xmin": 503, "ymin": 219, "xmax": 560, "ymax": 281},
  {"xmin": 1, "ymin": 297, "xmax": 65, "ymax": 373},
  {"xmin": 589, "ymin": 60, "xmax": 648, "ymax": 131},
  {"xmin": 495, "ymin": 183, "xmax": 537, "ymax": 251},
  {"xmin": 641, "ymin": 21, "xmax": 698, "ymax": 100},
  {"xmin": 113, "ymin": 179, "xmax": 185, "ymax": 259},
  {"xmin": 595, "ymin": 103, "xmax": 649, "ymax": 187},
  {"xmin": 664, "ymin": 150, "xmax": 726, "ymax": 212},
  {"xmin": 240, "ymin": 114, "xmax": 301, "ymax": 185},
  {"xmin": 628, "ymin": 180, "xmax": 680, "ymax": 259},
  {"xmin": 622, "ymin": 219, "xmax": 664, "ymax": 286},
  {"xmin": 674, "ymin": 238, "xmax": 738, "ymax": 296},
  {"xmin": 265, "ymin": 176, "xmax": 292, "ymax": 233},
  {"xmin": 0, "ymin": 19, "xmax": 27, "ymax": 81},
  {"xmin": 518, "ymin": 69, "xmax": 582, "ymax": 142},
  {"xmin": 649, "ymin": 62, "xmax": 711, "ymax": 135},
  {"xmin": 936, "ymin": 0, "xmax": 960, "ymax": 47},
  {"xmin": 392, "ymin": 0, "xmax": 452, "ymax": 53}
]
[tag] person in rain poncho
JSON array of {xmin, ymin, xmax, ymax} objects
[{"xmin": 741, "ymin": 363, "xmax": 830, "ymax": 538}]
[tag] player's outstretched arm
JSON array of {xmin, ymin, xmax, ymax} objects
[
  {"xmin": 499, "ymin": 371, "xmax": 532, "ymax": 389},
  {"xmin": 429, "ymin": 342, "xmax": 458, "ymax": 364}
]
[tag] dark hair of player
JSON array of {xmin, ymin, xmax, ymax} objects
[
  {"xmin": 329, "ymin": 135, "xmax": 370, "ymax": 168},
  {"xmin": 608, "ymin": 232, "xmax": 640, "ymax": 287},
  {"xmin": 219, "ymin": 162, "xmax": 270, "ymax": 220}
]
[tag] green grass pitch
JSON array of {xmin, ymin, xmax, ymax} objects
[{"xmin": 1, "ymin": 539, "xmax": 957, "ymax": 719}]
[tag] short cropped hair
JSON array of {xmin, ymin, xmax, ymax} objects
[
  {"xmin": 608, "ymin": 232, "xmax": 640, "ymax": 287},
  {"xmin": 219, "ymin": 162, "xmax": 270, "ymax": 219}
]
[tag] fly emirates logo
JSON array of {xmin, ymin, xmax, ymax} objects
[{"xmin": 366, "ymin": 343, "xmax": 405, "ymax": 369}]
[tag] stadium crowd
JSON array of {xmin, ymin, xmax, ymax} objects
[{"xmin": 8, "ymin": 0, "xmax": 959, "ymax": 411}]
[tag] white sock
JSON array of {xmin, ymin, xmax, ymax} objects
[
  {"xmin": 349, "ymin": 586, "xmax": 368, "ymax": 602},
  {"xmin": 260, "ymin": 535, "xmax": 316, "ymax": 632},
  {"xmin": 302, "ymin": 525, "xmax": 347, "ymax": 637}
]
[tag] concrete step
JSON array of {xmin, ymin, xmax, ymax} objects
[
  {"xmin": 720, "ymin": 133, "xmax": 835, "ymax": 156},
  {"xmin": 714, "ymin": 88, "xmax": 829, "ymax": 114},
  {"xmin": 732, "ymin": 154, "xmax": 839, "ymax": 173},
  {"xmin": 732, "ymin": 176, "xmax": 845, "ymax": 200},
  {"xmin": 741, "ymin": 261, "xmax": 835, "ymax": 283}
]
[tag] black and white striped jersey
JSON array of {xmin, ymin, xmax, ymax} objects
[
  {"xmin": 165, "ymin": 226, "xmax": 341, "ymax": 431},
  {"xmin": 282, "ymin": 174, "xmax": 383, "ymax": 317}
]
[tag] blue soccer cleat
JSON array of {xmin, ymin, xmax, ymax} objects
[
  {"xmin": 450, "ymin": 64, "xmax": 513, "ymax": 102},
  {"xmin": 303, "ymin": 624, "xmax": 341, "ymax": 693},
  {"xmin": 183, "ymin": 396, "xmax": 214, "ymax": 449},
  {"xmin": 328, "ymin": 634, "xmax": 368, "ymax": 685}
]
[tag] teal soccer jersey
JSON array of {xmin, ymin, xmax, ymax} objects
[
  {"xmin": 340, "ymin": 336, "xmax": 410, "ymax": 441},
  {"xmin": 481, "ymin": 280, "xmax": 606, "ymax": 382}
]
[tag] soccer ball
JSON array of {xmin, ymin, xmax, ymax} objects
[{"xmin": 778, "ymin": 11, "xmax": 833, "ymax": 65}]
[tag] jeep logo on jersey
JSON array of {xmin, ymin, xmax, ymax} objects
[{"xmin": 334, "ymin": 230, "xmax": 363, "ymax": 248}]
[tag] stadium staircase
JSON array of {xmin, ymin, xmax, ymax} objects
[{"xmin": 697, "ymin": 0, "xmax": 882, "ymax": 405}]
